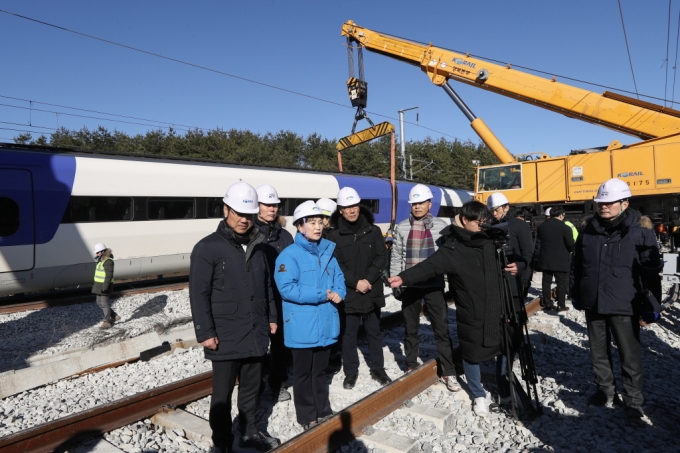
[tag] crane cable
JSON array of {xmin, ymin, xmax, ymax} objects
[
  {"xmin": 672, "ymin": 9, "xmax": 680, "ymax": 107},
  {"xmin": 665, "ymin": 0, "xmax": 672, "ymax": 108},
  {"xmin": 617, "ymin": 0, "xmax": 640, "ymax": 100}
]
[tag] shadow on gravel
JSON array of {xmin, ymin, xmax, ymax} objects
[
  {"xmin": 127, "ymin": 294, "xmax": 168, "ymax": 322},
  {"xmin": 0, "ymin": 301, "xmax": 105, "ymax": 371},
  {"xmin": 486, "ymin": 309, "xmax": 680, "ymax": 453}
]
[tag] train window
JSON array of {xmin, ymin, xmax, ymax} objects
[
  {"xmin": 206, "ymin": 197, "xmax": 224, "ymax": 218},
  {"xmin": 147, "ymin": 198, "xmax": 195, "ymax": 220},
  {"xmin": 437, "ymin": 205, "xmax": 459, "ymax": 218},
  {"xmin": 0, "ymin": 197, "xmax": 20, "ymax": 237},
  {"xmin": 360, "ymin": 199, "xmax": 379, "ymax": 214},
  {"xmin": 477, "ymin": 164, "xmax": 522, "ymax": 192},
  {"xmin": 279, "ymin": 198, "xmax": 310, "ymax": 217},
  {"xmin": 66, "ymin": 197, "xmax": 134, "ymax": 223}
]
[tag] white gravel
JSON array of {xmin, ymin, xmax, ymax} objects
[
  {"xmin": 0, "ymin": 288, "xmax": 193, "ymax": 371},
  {"xmin": 2, "ymin": 276, "xmax": 680, "ymax": 453}
]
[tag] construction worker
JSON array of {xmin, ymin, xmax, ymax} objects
[
  {"xmin": 254, "ymin": 184, "xmax": 294, "ymax": 403},
  {"xmin": 92, "ymin": 243, "xmax": 119, "ymax": 329},
  {"xmin": 316, "ymin": 198, "xmax": 337, "ymax": 237},
  {"xmin": 189, "ymin": 181, "xmax": 280, "ymax": 453}
]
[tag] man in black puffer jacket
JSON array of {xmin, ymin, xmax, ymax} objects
[
  {"xmin": 327, "ymin": 187, "xmax": 391, "ymax": 389},
  {"xmin": 571, "ymin": 178, "xmax": 661, "ymax": 419},
  {"xmin": 190, "ymin": 181, "xmax": 279, "ymax": 453},
  {"xmin": 254, "ymin": 184, "xmax": 294, "ymax": 403}
]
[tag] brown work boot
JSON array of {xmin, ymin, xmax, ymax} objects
[{"xmin": 100, "ymin": 320, "xmax": 112, "ymax": 329}]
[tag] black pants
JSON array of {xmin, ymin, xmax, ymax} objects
[
  {"xmin": 541, "ymin": 271, "xmax": 568, "ymax": 308},
  {"xmin": 210, "ymin": 357, "xmax": 263, "ymax": 448},
  {"xmin": 585, "ymin": 310, "xmax": 643, "ymax": 406},
  {"xmin": 342, "ymin": 308, "xmax": 384, "ymax": 375},
  {"xmin": 401, "ymin": 287, "xmax": 456, "ymax": 375},
  {"xmin": 291, "ymin": 347, "xmax": 332, "ymax": 425},
  {"xmin": 268, "ymin": 324, "xmax": 290, "ymax": 390}
]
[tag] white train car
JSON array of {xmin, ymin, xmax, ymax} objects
[{"xmin": 0, "ymin": 144, "xmax": 471, "ymax": 296}]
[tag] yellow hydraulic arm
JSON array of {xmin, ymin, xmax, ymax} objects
[{"xmin": 341, "ymin": 20, "xmax": 680, "ymax": 143}]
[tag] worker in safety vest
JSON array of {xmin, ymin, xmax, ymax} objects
[{"xmin": 92, "ymin": 243, "xmax": 120, "ymax": 329}]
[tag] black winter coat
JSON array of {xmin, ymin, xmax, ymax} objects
[
  {"xmin": 500, "ymin": 216, "xmax": 534, "ymax": 293},
  {"xmin": 534, "ymin": 218, "xmax": 575, "ymax": 272},
  {"xmin": 254, "ymin": 217, "xmax": 294, "ymax": 322},
  {"xmin": 189, "ymin": 221, "xmax": 276, "ymax": 361},
  {"xmin": 399, "ymin": 225, "xmax": 501, "ymax": 363},
  {"xmin": 570, "ymin": 210, "xmax": 661, "ymax": 316},
  {"xmin": 327, "ymin": 207, "xmax": 387, "ymax": 314}
]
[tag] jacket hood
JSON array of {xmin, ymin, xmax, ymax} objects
[
  {"xmin": 592, "ymin": 208, "xmax": 641, "ymax": 235},
  {"xmin": 330, "ymin": 205, "xmax": 375, "ymax": 229},
  {"xmin": 294, "ymin": 231, "xmax": 334, "ymax": 256},
  {"xmin": 100, "ymin": 249, "xmax": 113, "ymax": 261}
]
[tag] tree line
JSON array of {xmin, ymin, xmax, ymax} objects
[{"xmin": 13, "ymin": 126, "xmax": 500, "ymax": 190}]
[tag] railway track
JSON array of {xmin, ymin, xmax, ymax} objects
[
  {"xmin": 0, "ymin": 298, "xmax": 542, "ymax": 453},
  {"xmin": 0, "ymin": 275, "xmax": 189, "ymax": 315}
]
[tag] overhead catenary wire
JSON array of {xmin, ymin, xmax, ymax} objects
[
  {"xmin": 672, "ymin": 9, "xmax": 680, "ymax": 106},
  {"xmin": 617, "ymin": 0, "xmax": 640, "ymax": 99},
  {"xmin": 665, "ymin": 0, "xmax": 672, "ymax": 107}
]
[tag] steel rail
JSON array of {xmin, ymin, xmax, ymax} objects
[
  {"xmin": 0, "ymin": 297, "xmax": 544, "ymax": 452},
  {"xmin": 0, "ymin": 372, "xmax": 212, "ymax": 453},
  {"xmin": 272, "ymin": 360, "xmax": 439, "ymax": 453}
]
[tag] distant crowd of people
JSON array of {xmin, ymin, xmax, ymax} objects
[{"xmin": 91, "ymin": 176, "xmax": 663, "ymax": 453}]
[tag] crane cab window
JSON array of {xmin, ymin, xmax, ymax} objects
[
  {"xmin": 477, "ymin": 164, "xmax": 522, "ymax": 192},
  {"xmin": 0, "ymin": 197, "xmax": 20, "ymax": 237}
]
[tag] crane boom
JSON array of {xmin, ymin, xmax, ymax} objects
[{"xmin": 341, "ymin": 20, "xmax": 680, "ymax": 141}]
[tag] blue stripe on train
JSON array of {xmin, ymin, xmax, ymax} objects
[{"xmin": 0, "ymin": 150, "xmax": 76, "ymax": 246}]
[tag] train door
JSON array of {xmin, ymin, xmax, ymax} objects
[{"xmin": 0, "ymin": 169, "xmax": 35, "ymax": 272}]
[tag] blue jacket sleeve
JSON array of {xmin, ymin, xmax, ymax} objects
[
  {"xmin": 329, "ymin": 256, "xmax": 347, "ymax": 300},
  {"xmin": 274, "ymin": 252, "xmax": 326, "ymax": 304}
]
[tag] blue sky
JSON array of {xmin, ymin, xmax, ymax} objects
[{"xmin": 1, "ymin": 1, "xmax": 677, "ymax": 157}]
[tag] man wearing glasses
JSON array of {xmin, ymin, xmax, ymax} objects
[
  {"xmin": 189, "ymin": 181, "xmax": 279, "ymax": 453},
  {"xmin": 570, "ymin": 178, "xmax": 661, "ymax": 419}
]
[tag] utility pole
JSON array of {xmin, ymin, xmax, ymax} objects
[{"xmin": 398, "ymin": 107, "xmax": 418, "ymax": 179}]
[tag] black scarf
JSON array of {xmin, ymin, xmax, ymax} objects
[
  {"xmin": 450, "ymin": 225, "xmax": 502, "ymax": 347},
  {"xmin": 218, "ymin": 220, "xmax": 257, "ymax": 246},
  {"xmin": 596, "ymin": 209, "xmax": 629, "ymax": 236}
]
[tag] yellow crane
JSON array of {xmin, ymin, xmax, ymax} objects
[{"xmin": 341, "ymin": 20, "xmax": 680, "ymax": 222}]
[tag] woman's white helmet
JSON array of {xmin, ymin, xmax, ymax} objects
[
  {"xmin": 486, "ymin": 192, "xmax": 509, "ymax": 210},
  {"xmin": 222, "ymin": 181, "xmax": 259, "ymax": 214},
  {"xmin": 293, "ymin": 200, "xmax": 323, "ymax": 224},
  {"xmin": 408, "ymin": 184, "xmax": 434, "ymax": 204},
  {"xmin": 594, "ymin": 178, "xmax": 632, "ymax": 203},
  {"xmin": 337, "ymin": 187, "xmax": 361, "ymax": 207},
  {"xmin": 255, "ymin": 184, "xmax": 281, "ymax": 204},
  {"xmin": 316, "ymin": 198, "xmax": 337, "ymax": 216},
  {"xmin": 93, "ymin": 243, "xmax": 107, "ymax": 254}
]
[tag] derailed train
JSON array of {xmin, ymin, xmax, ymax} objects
[{"xmin": 0, "ymin": 143, "xmax": 471, "ymax": 297}]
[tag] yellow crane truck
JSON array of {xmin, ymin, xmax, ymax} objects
[{"xmin": 341, "ymin": 20, "xmax": 680, "ymax": 225}]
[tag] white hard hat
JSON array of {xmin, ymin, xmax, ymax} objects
[
  {"xmin": 337, "ymin": 187, "xmax": 361, "ymax": 207},
  {"xmin": 544, "ymin": 207, "xmax": 552, "ymax": 216},
  {"xmin": 487, "ymin": 192, "xmax": 509, "ymax": 209},
  {"xmin": 316, "ymin": 198, "xmax": 337, "ymax": 216},
  {"xmin": 223, "ymin": 181, "xmax": 259, "ymax": 214},
  {"xmin": 93, "ymin": 243, "xmax": 107, "ymax": 254},
  {"xmin": 293, "ymin": 200, "xmax": 323, "ymax": 223},
  {"xmin": 256, "ymin": 184, "xmax": 281, "ymax": 204},
  {"xmin": 408, "ymin": 184, "xmax": 434, "ymax": 204},
  {"xmin": 594, "ymin": 178, "xmax": 632, "ymax": 203}
]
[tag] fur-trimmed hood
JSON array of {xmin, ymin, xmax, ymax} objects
[
  {"xmin": 100, "ymin": 249, "xmax": 113, "ymax": 260},
  {"xmin": 329, "ymin": 205, "xmax": 375, "ymax": 229}
]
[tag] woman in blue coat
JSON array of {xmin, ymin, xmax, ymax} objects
[{"xmin": 274, "ymin": 200, "xmax": 346, "ymax": 430}]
